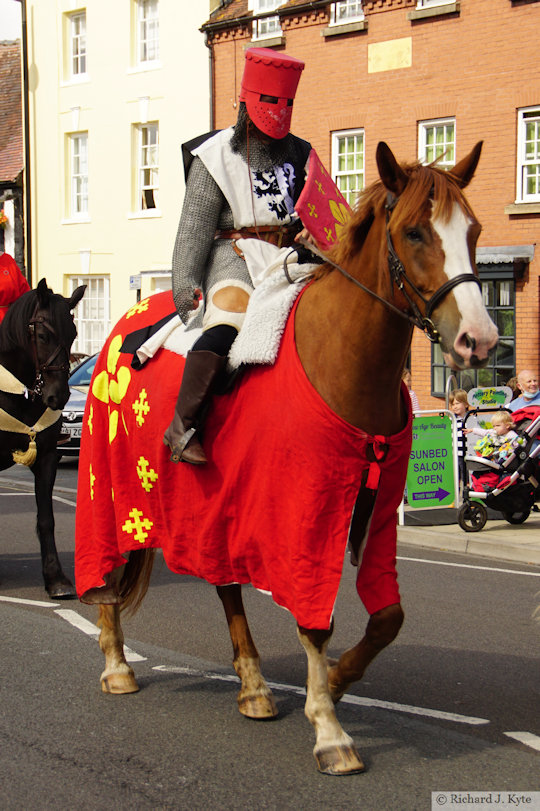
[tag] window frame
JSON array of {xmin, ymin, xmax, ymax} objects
[
  {"xmin": 68, "ymin": 132, "xmax": 89, "ymax": 219},
  {"xmin": 136, "ymin": 122, "xmax": 160, "ymax": 212},
  {"xmin": 69, "ymin": 10, "xmax": 87, "ymax": 79},
  {"xmin": 418, "ymin": 118, "xmax": 456, "ymax": 168},
  {"xmin": 137, "ymin": 0, "xmax": 160, "ymax": 65},
  {"xmin": 415, "ymin": 0, "xmax": 454, "ymax": 8},
  {"xmin": 331, "ymin": 129, "xmax": 365, "ymax": 208},
  {"xmin": 517, "ymin": 106, "xmax": 540, "ymax": 203},
  {"xmin": 248, "ymin": 0, "xmax": 283, "ymax": 41},
  {"xmin": 68, "ymin": 275, "xmax": 110, "ymax": 356},
  {"xmin": 431, "ymin": 269, "xmax": 516, "ymax": 397},
  {"xmin": 329, "ymin": 1, "xmax": 365, "ymax": 26}
]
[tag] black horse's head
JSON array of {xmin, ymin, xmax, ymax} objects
[{"xmin": 0, "ymin": 279, "xmax": 86, "ymax": 411}]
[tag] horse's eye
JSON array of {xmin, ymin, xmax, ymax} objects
[{"xmin": 405, "ymin": 228, "xmax": 422, "ymax": 243}]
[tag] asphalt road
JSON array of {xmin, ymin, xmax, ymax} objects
[{"xmin": 1, "ymin": 462, "xmax": 539, "ymax": 810}]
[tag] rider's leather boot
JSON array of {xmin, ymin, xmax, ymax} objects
[{"xmin": 163, "ymin": 350, "xmax": 226, "ymax": 465}]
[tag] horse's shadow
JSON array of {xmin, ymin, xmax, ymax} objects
[{"xmin": 0, "ymin": 550, "xmax": 75, "ymax": 594}]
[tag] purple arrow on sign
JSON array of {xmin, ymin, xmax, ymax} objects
[{"xmin": 412, "ymin": 488, "xmax": 450, "ymax": 502}]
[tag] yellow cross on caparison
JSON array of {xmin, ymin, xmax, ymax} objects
[
  {"xmin": 132, "ymin": 388, "xmax": 150, "ymax": 426},
  {"xmin": 121, "ymin": 507, "xmax": 153, "ymax": 544},
  {"xmin": 136, "ymin": 456, "xmax": 158, "ymax": 493}
]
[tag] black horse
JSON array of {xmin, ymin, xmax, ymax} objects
[{"xmin": 0, "ymin": 279, "xmax": 86, "ymax": 598}]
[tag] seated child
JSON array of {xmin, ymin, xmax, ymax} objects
[{"xmin": 464, "ymin": 411, "xmax": 518, "ymax": 492}]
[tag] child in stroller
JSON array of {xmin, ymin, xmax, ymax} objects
[{"xmin": 457, "ymin": 405, "xmax": 540, "ymax": 532}]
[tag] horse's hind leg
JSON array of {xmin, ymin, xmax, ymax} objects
[
  {"xmin": 297, "ymin": 625, "xmax": 365, "ymax": 776},
  {"xmin": 217, "ymin": 584, "xmax": 277, "ymax": 719},
  {"xmin": 327, "ymin": 603, "xmax": 404, "ymax": 703},
  {"xmin": 98, "ymin": 604, "xmax": 139, "ymax": 695}
]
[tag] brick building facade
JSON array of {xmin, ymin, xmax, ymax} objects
[{"xmin": 202, "ymin": 0, "xmax": 540, "ymax": 409}]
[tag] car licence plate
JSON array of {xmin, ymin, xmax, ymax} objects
[{"xmin": 66, "ymin": 425, "xmax": 83, "ymax": 439}]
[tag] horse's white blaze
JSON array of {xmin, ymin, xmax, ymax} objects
[{"xmin": 432, "ymin": 203, "xmax": 498, "ymax": 361}]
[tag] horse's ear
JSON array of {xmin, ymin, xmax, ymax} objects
[
  {"xmin": 36, "ymin": 278, "xmax": 52, "ymax": 307},
  {"xmin": 449, "ymin": 141, "xmax": 483, "ymax": 189},
  {"xmin": 376, "ymin": 142, "xmax": 409, "ymax": 197},
  {"xmin": 68, "ymin": 284, "xmax": 86, "ymax": 310}
]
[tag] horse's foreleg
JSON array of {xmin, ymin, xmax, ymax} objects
[
  {"xmin": 327, "ymin": 603, "xmax": 404, "ymax": 703},
  {"xmin": 97, "ymin": 604, "xmax": 139, "ymax": 695},
  {"xmin": 32, "ymin": 455, "xmax": 76, "ymax": 599},
  {"xmin": 297, "ymin": 625, "xmax": 365, "ymax": 775},
  {"xmin": 216, "ymin": 584, "xmax": 277, "ymax": 719}
]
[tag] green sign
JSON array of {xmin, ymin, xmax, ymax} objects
[{"xmin": 406, "ymin": 414, "xmax": 456, "ymax": 508}]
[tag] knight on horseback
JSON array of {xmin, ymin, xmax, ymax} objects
[{"xmin": 163, "ymin": 47, "xmax": 313, "ymax": 465}]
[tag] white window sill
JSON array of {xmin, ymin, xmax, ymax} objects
[
  {"xmin": 323, "ymin": 19, "xmax": 367, "ymax": 37},
  {"xmin": 407, "ymin": 2, "xmax": 460, "ymax": 21},
  {"xmin": 61, "ymin": 75, "xmax": 90, "ymax": 88},
  {"xmin": 127, "ymin": 61, "xmax": 162, "ymax": 75},
  {"xmin": 127, "ymin": 210, "xmax": 162, "ymax": 220},
  {"xmin": 61, "ymin": 216, "xmax": 91, "ymax": 225},
  {"xmin": 504, "ymin": 201, "xmax": 540, "ymax": 215}
]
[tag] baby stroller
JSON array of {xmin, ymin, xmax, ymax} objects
[{"xmin": 457, "ymin": 406, "xmax": 540, "ymax": 532}]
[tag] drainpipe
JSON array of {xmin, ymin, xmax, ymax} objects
[
  {"xmin": 204, "ymin": 32, "xmax": 214, "ymax": 131},
  {"xmin": 17, "ymin": 0, "xmax": 32, "ymax": 285}
]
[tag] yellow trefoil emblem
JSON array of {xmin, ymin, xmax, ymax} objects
[
  {"xmin": 329, "ymin": 199, "xmax": 351, "ymax": 242},
  {"xmin": 91, "ymin": 334, "xmax": 131, "ymax": 444}
]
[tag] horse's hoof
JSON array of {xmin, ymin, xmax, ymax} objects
[
  {"xmin": 315, "ymin": 745, "xmax": 365, "ymax": 776},
  {"xmin": 101, "ymin": 672, "xmax": 140, "ymax": 694},
  {"xmin": 238, "ymin": 692, "xmax": 278, "ymax": 720},
  {"xmin": 47, "ymin": 582, "xmax": 77, "ymax": 600}
]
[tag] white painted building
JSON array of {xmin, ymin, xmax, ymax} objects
[{"xmin": 26, "ymin": 0, "xmax": 210, "ymax": 354}]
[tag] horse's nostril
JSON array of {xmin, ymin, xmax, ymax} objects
[{"xmin": 464, "ymin": 333, "xmax": 476, "ymax": 351}]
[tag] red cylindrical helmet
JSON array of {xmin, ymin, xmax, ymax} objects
[{"xmin": 239, "ymin": 47, "xmax": 305, "ymax": 139}]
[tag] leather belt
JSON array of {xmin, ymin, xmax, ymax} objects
[{"xmin": 215, "ymin": 225, "xmax": 299, "ymax": 250}]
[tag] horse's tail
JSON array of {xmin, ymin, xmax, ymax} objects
[{"xmin": 118, "ymin": 548, "xmax": 157, "ymax": 617}]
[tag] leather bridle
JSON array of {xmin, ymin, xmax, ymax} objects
[
  {"xmin": 383, "ymin": 193, "xmax": 481, "ymax": 343},
  {"xmin": 27, "ymin": 301, "xmax": 71, "ymax": 398},
  {"xmin": 294, "ymin": 191, "xmax": 482, "ymax": 345}
]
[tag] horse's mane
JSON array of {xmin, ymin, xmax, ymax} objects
[
  {"xmin": 0, "ymin": 287, "xmax": 76, "ymax": 353},
  {"xmin": 322, "ymin": 160, "xmax": 476, "ymax": 273}
]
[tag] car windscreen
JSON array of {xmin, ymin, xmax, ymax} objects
[{"xmin": 69, "ymin": 355, "xmax": 98, "ymax": 386}]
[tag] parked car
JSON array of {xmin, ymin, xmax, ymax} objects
[{"xmin": 57, "ymin": 353, "xmax": 98, "ymax": 459}]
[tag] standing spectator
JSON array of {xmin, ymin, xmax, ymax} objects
[
  {"xmin": 0, "ymin": 251, "xmax": 30, "ymax": 324},
  {"xmin": 505, "ymin": 375, "xmax": 520, "ymax": 401},
  {"xmin": 402, "ymin": 368, "xmax": 419, "ymax": 412},
  {"xmin": 449, "ymin": 389, "xmax": 470, "ymax": 487},
  {"xmin": 508, "ymin": 370, "xmax": 540, "ymax": 412}
]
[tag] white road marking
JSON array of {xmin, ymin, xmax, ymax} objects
[
  {"xmin": 398, "ymin": 556, "xmax": 540, "ymax": 577},
  {"xmin": 51, "ymin": 495, "xmax": 77, "ymax": 507},
  {"xmin": 54, "ymin": 608, "xmax": 147, "ymax": 662},
  {"xmin": 0, "ymin": 595, "xmax": 60, "ymax": 608},
  {"xmin": 504, "ymin": 731, "xmax": 540, "ymax": 752},
  {"xmin": 152, "ymin": 665, "xmax": 489, "ymax": 726}
]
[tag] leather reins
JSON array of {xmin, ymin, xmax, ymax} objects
[
  {"xmin": 295, "ymin": 191, "xmax": 481, "ymax": 345},
  {"xmin": 27, "ymin": 301, "xmax": 70, "ymax": 398}
]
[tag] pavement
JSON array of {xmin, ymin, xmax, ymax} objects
[{"xmin": 398, "ymin": 505, "xmax": 540, "ymax": 567}]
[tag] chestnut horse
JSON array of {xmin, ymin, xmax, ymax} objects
[
  {"xmin": 76, "ymin": 143, "xmax": 498, "ymax": 774},
  {"xmin": 0, "ymin": 279, "xmax": 85, "ymax": 597}
]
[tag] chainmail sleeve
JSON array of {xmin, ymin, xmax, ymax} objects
[{"xmin": 171, "ymin": 156, "xmax": 228, "ymax": 324}]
